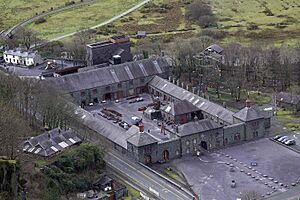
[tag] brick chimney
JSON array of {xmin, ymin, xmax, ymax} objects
[
  {"xmin": 138, "ymin": 122, "xmax": 144, "ymax": 133},
  {"xmin": 245, "ymin": 99, "xmax": 252, "ymax": 108}
]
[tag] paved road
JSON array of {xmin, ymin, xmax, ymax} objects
[
  {"xmin": 3, "ymin": 0, "xmax": 97, "ymax": 37},
  {"xmin": 105, "ymin": 150, "xmax": 194, "ymax": 200},
  {"xmin": 266, "ymin": 185, "xmax": 300, "ymax": 200},
  {"xmin": 50, "ymin": 0, "xmax": 151, "ymax": 41}
]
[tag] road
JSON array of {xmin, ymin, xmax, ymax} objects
[
  {"xmin": 50, "ymin": 0, "xmax": 151, "ymax": 41},
  {"xmin": 3, "ymin": 0, "xmax": 97, "ymax": 37},
  {"xmin": 266, "ymin": 184, "xmax": 300, "ymax": 200},
  {"xmin": 105, "ymin": 150, "xmax": 194, "ymax": 200}
]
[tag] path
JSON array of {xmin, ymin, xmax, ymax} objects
[
  {"xmin": 50, "ymin": 0, "xmax": 151, "ymax": 41},
  {"xmin": 3, "ymin": 0, "xmax": 97, "ymax": 37}
]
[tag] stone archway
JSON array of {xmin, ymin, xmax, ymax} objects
[
  {"xmin": 163, "ymin": 150, "xmax": 169, "ymax": 161},
  {"xmin": 200, "ymin": 141, "xmax": 208, "ymax": 150}
]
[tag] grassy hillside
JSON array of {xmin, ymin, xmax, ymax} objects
[
  {"xmin": 0, "ymin": 0, "xmax": 82, "ymax": 32},
  {"xmin": 78, "ymin": 0, "xmax": 299, "ymax": 47},
  {"xmin": 213, "ymin": 0, "xmax": 300, "ymax": 45},
  {"xmin": 27, "ymin": 0, "xmax": 143, "ymax": 40}
]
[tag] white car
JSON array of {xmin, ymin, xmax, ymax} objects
[
  {"xmin": 278, "ymin": 136, "xmax": 288, "ymax": 142},
  {"xmin": 115, "ymin": 99, "xmax": 120, "ymax": 103},
  {"xmin": 281, "ymin": 138, "xmax": 290, "ymax": 143},
  {"xmin": 285, "ymin": 139, "xmax": 296, "ymax": 145},
  {"xmin": 101, "ymin": 100, "xmax": 107, "ymax": 103}
]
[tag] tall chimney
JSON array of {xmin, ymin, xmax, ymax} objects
[
  {"xmin": 138, "ymin": 122, "xmax": 144, "ymax": 133},
  {"xmin": 176, "ymin": 79, "xmax": 180, "ymax": 86},
  {"xmin": 245, "ymin": 99, "xmax": 252, "ymax": 108}
]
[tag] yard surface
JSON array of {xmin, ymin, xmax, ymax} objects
[
  {"xmin": 0, "ymin": 0, "xmax": 82, "ymax": 32},
  {"xmin": 26, "ymin": 0, "xmax": 143, "ymax": 40},
  {"xmin": 171, "ymin": 138, "xmax": 300, "ymax": 200}
]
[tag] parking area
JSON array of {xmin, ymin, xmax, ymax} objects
[
  {"xmin": 171, "ymin": 138, "xmax": 300, "ymax": 200},
  {"xmin": 85, "ymin": 93, "xmax": 175, "ymax": 141}
]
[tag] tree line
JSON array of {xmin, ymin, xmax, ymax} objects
[{"xmin": 0, "ymin": 73, "xmax": 81, "ymax": 159}]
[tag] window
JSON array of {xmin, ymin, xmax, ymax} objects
[
  {"xmin": 193, "ymin": 138, "xmax": 197, "ymax": 144},
  {"xmin": 118, "ymin": 83, "xmax": 122, "ymax": 89},
  {"xmin": 106, "ymin": 86, "xmax": 110, "ymax": 91},
  {"xmin": 93, "ymin": 89, "xmax": 98, "ymax": 94},
  {"xmin": 81, "ymin": 91, "xmax": 86, "ymax": 96},
  {"xmin": 140, "ymin": 78, "xmax": 145, "ymax": 84},
  {"xmin": 186, "ymin": 140, "xmax": 190, "ymax": 146},
  {"xmin": 176, "ymin": 150, "xmax": 179, "ymax": 155},
  {"xmin": 129, "ymin": 80, "xmax": 133, "ymax": 86}
]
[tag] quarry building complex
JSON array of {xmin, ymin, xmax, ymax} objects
[
  {"xmin": 47, "ymin": 56, "xmax": 271, "ymax": 164},
  {"xmin": 46, "ymin": 37, "xmax": 271, "ymax": 164}
]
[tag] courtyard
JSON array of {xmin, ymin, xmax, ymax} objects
[{"xmin": 170, "ymin": 138, "xmax": 300, "ymax": 200}]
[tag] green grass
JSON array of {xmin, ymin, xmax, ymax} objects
[
  {"xmin": 116, "ymin": 179, "xmax": 140, "ymax": 200},
  {"xmin": 0, "ymin": 0, "xmax": 82, "ymax": 32},
  {"xmin": 276, "ymin": 109, "xmax": 300, "ymax": 120},
  {"xmin": 212, "ymin": 0, "xmax": 300, "ymax": 46},
  {"xmin": 27, "ymin": 0, "xmax": 143, "ymax": 40},
  {"xmin": 164, "ymin": 167, "xmax": 180, "ymax": 181},
  {"xmin": 281, "ymin": 121, "xmax": 300, "ymax": 131}
]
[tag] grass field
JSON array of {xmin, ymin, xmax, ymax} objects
[
  {"xmin": 82, "ymin": 0, "xmax": 299, "ymax": 47},
  {"xmin": 0, "ymin": 0, "xmax": 82, "ymax": 32},
  {"xmin": 27, "ymin": 0, "xmax": 143, "ymax": 40},
  {"xmin": 212, "ymin": 0, "xmax": 300, "ymax": 45}
]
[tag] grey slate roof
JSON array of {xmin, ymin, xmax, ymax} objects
[
  {"xmin": 177, "ymin": 119, "xmax": 222, "ymax": 136},
  {"xmin": 23, "ymin": 128, "xmax": 82, "ymax": 157},
  {"xmin": 4, "ymin": 49, "xmax": 39, "ymax": 58},
  {"xmin": 233, "ymin": 106, "xmax": 265, "ymax": 122},
  {"xmin": 205, "ymin": 44, "xmax": 224, "ymax": 54},
  {"xmin": 47, "ymin": 57, "xmax": 169, "ymax": 93},
  {"xmin": 126, "ymin": 126, "xmax": 158, "ymax": 147},
  {"xmin": 276, "ymin": 92, "xmax": 300, "ymax": 105},
  {"xmin": 161, "ymin": 99, "xmax": 200, "ymax": 116},
  {"xmin": 148, "ymin": 76, "xmax": 234, "ymax": 124}
]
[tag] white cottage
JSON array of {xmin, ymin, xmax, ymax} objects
[{"xmin": 3, "ymin": 49, "xmax": 43, "ymax": 67}]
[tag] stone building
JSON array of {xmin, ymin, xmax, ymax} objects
[
  {"xmin": 4, "ymin": 48, "xmax": 43, "ymax": 67},
  {"xmin": 86, "ymin": 36, "xmax": 133, "ymax": 66},
  {"xmin": 48, "ymin": 57, "xmax": 271, "ymax": 165},
  {"xmin": 48, "ymin": 57, "xmax": 169, "ymax": 107}
]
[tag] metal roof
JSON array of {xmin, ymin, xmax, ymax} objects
[
  {"xmin": 47, "ymin": 57, "xmax": 169, "ymax": 93},
  {"xmin": 149, "ymin": 76, "xmax": 234, "ymax": 124},
  {"xmin": 177, "ymin": 119, "xmax": 223, "ymax": 137}
]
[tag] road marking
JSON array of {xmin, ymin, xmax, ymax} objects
[{"xmin": 106, "ymin": 152, "xmax": 190, "ymax": 200}]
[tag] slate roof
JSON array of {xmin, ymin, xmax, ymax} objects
[
  {"xmin": 148, "ymin": 76, "xmax": 234, "ymax": 124},
  {"xmin": 205, "ymin": 44, "xmax": 224, "ymax": 54},
  {"xmin": 47, "ymin": 57, "xmax": 169, "ymax": 93},
  {"xmin": 177, "ymin": 119, "xmax": 222, "ymax": 136},
  {"xmin": 4, "ymin": 49, "xmax": 39, "ymax": 58},
  {"xmin": 233, "ymin": 106, "xmax": 265, "ymax": 122},
  {"xmin": 23, "ymin": 128, "xmax": 82, "ymax": 157},
  {"xmin": 126, "ymin": 126, "xmax": 158, "ymax": 147},
  {"xmin": 161, "ymin": 99, "xmax": 200, "ymax": 116},
  {"xmin": 276, "ymin": 92, "xmax": 300, "ymax": 105}
]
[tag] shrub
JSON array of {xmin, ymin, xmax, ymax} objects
[
  {"xmin": 247, "ymin": 22, "xmax": 259, "ymax": 30},
  {"xmin": 198, "ymin": 15, "xmax": 216, "ymax": 28},
  {"xmin": 201, "ymin": 29, "xmax": 227, "ymax": 39},
  {"xmin": 35, "ymin": 17, "xmax": 46, "ymax": 24},
  {"xmin": 186, "ymin": 0, "xmax": 213, "ymax": 20},
  {"xmin": 65, "ymin": 1, "xmax": 75, "ymax": 6}
]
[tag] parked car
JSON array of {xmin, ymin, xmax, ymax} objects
[
  {"xmin": 281, "ymin": 137, "xmax": 290, "ymax": 143},
  {"xmin": 88, "ymin": 102, "xmax": 94, "ymax": 106},
  {"xmin": 101, "ymin": 100, "xmax": 107, "ymax": 104},
  {"xmin": 136, "ymin": 97, "xmax": 144, "ymax": 102},
  {"xmin": 129, "ymin": 100, "xmax": 135, "ymax": 104},
  {"xmin": 278, "ymin": 136, "xmax": 288, "ymax": 142},
  {"xmin": 285, "ymin": 139, "xmax": 296, "ymax": 145},
  {"xmin": 138, "ymin": 106, "xmax": 147, "ymax": 111},
  {"xmin": 115, "ymin": 99, "xmax": 120, "ymax": 103},
  {"xmin": 273, "ymin": 135, "xmax": 282, "ymax": 140}
]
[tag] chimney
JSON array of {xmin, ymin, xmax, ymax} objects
[
  {"xmin": 176, "ymin": 79, "xmax": 180, "ymax": 86},
  {"xmin": 172, "ymin": 78, "xmax": 176, "ymax": 84},
  {"xmin": 186, "ymin": 84, "xmax": 189, "ymax": 91},
  {"xmin": 168, "ymin": 76, "xmax": 172, "ymax": 82},
  {"xmin": 245, "ymin": 99, "xmax": 252, "ymax": 108},
  {"xmin": 181, "ymin": 82, "xmax": 184, "ymax": 88},
  {"xmin": 138, "ymin": 122, "xmax": 144, "ymax": 133},
  {"xmin": 192, "ymin": 87, "xmax": 196, "ymax": 94},
  {"xmin": 58, "ymin": 129, "xmax": 61, "ymax": 134}
]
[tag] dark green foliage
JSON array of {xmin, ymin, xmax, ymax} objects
[
  {"xmin": 35, "ymin": 17, "xmax": 47, "ymax": 24},
  {"xmin": 42, "ymin": 144, "xmax": 105, "ymax": 196}
]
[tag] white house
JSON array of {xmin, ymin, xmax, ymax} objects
[{"xmin": 3, "ymin": 49, "xmax": 43, "ymax": 67}]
